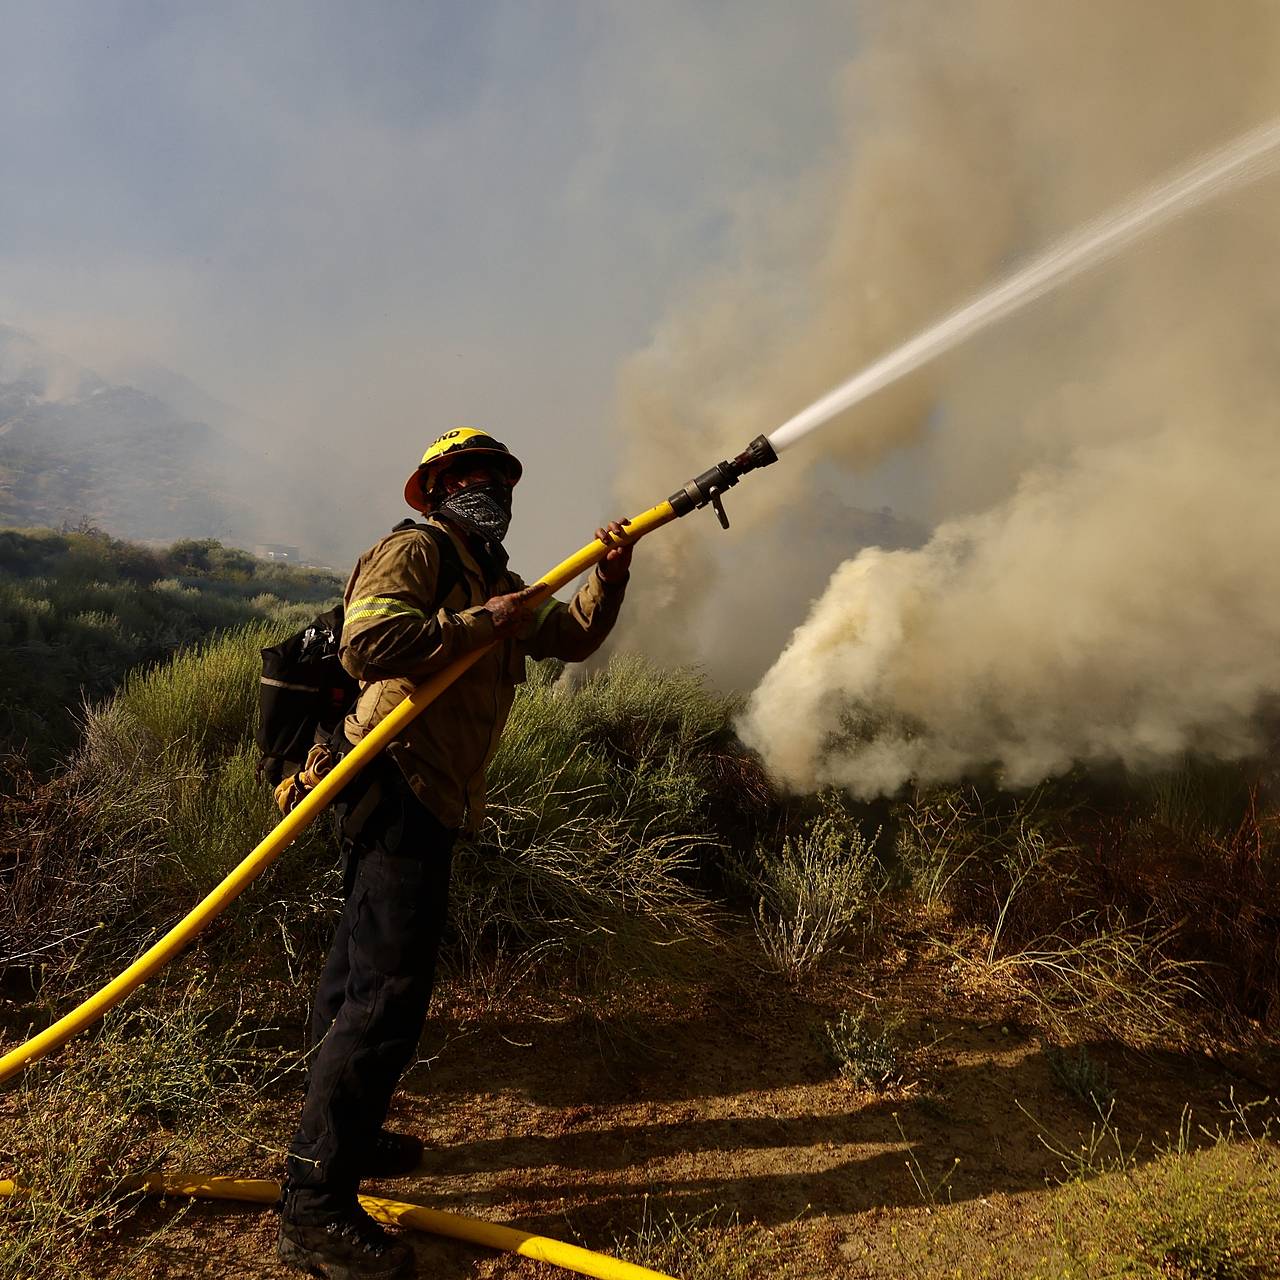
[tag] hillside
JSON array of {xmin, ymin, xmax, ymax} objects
[
  {"xmin": 0, "ymin": 596, "xmax": 1277, "ymax": 1278},
  {"xmin": 0, "ymin": 523, "xmax": 341, "ymax": 766},
  {"xmin": 0, "ymin": 326, "xmax": 276, "ymax": 548}
]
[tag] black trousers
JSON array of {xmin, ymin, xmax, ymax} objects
[{"xmin": 283, "ymin": 764, "xmax": 457, "ymax": 1221}]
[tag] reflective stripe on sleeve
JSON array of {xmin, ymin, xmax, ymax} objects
[
  {"xmin": 346, "ymin": 595, "xmax": 430, "ymax": 623},
  {"xmin": 532, "ymin": 598, "xmax": 559, "ymax": 632}
]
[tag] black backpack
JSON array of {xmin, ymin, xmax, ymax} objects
[{"xmin": 255, "ymin": 522, "xmax": 463, "ymax": 785}]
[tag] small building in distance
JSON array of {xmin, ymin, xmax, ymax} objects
[{"xmin": 255, "ymin": 543, "xmax": 300, "ymax": 562}]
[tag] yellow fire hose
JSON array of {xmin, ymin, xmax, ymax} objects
[
  {"xmin": 0, "ymin": 434, "xmax": 778, "ymax": 1274},
  {"xmin": 0, "ymin": 1175, "xmax": 677, "ymax": 1280},
  {"xmin": 0, "ymin": 496, "xmax": 679, "ymax": 1086}
]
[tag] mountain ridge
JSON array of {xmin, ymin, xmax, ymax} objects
[{"xmin": 0, "ymin": 324, "xmax": 278, "ymax": 549}]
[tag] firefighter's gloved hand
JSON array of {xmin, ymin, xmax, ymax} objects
[
  {"xmin": 596, "ymin": 520, "xmax": 633, "ymax": 584},
  {"xmin": 483, "ymin": 584, "xmax": 541, "ymax": 636},
  {"xmin": 273, "ymin": 743, "xmax": 335, "ymax": 815}
]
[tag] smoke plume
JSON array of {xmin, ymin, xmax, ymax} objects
[{"xmin": 614, "ymin": 0, "xmax": 1280, "ymax": 792}]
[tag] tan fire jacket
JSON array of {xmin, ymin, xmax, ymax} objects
[{"xmin": 339, "ymin": 516, "xmax": 626, "ymax": 831}]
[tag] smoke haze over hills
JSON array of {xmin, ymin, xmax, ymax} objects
[
  {"xmin": 0, "ymin": 2, "xmax": 858, "ymax": 576},
  {"xmin": 0, "ymin": 325, "xmax": 310, "ymax": 552}
]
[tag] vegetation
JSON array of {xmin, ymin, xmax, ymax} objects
[
  {"xmin": 1045, "ymin": 1043, "xmax": 1114, "ymax": 1112},
  {"xmin": 822, "ymin": 1008, "xmax": 903, "ymax": 1090},
  {"xmin": 1, "ymin": 525, "xmax": 1278, "ymax": 1278},
  {"xmin": 1, "ymin": 980, "xmax": 280, "ymax": 1280},
  {"xmin": 859, "ymin": 1095, "xmax": 1280, "ymax": 1278},
  {"xmin": 615, "ymin": 1202, "xmax": 783, "ymax": 1280},
  {"xmin": 1, "ymin": 616, "xmax": 779, "ymax": 1275},
  {"xmin": 735, "ymin": 800, "xmax": 882, "ymax": 983},
  {"xmin": 1, "ymin": 636, "xmax": 772, "ymax": 1002},
  {"xmin": 893, "ymin": 771, "xmax": 1280, "ymax": 1046},
  {"xmin": 0, "ymin": 523, "xmax": 340, "ymax": 766},
  {"xmin": 0, "ymin": 621, "xmax": 339, "ymax": 989},
  {"xmin": 1036, "ymin": 1094, "xmax": 1280, "ymax": 1278}
]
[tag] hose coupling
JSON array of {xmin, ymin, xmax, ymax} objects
[{"xmin": 667, "ymin": 434, "xmax": 778, "ymax": 528}]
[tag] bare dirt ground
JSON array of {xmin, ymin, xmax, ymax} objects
[{"xmin": 70, "ymin": 948, "xmax": 1277, "ymax": 1280}]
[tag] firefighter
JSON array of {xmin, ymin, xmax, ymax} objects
[{"xmin": 278, "ymin": 429, "xmax": 633, "ymax": 1279}]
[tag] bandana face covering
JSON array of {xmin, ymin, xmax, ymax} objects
[{"xmin": 437, "ymin": 483, "xmax": 513, "ymax": 545}]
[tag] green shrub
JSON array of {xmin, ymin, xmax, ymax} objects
[
  {"xmin": 0, "ymin": 621, "xmax": 340, "ymax": 993},
  {"xmin": 490, "ymin": 654, "xmax": 771, "ymax": 843},
  {"xmin": 0, "ymin": 524, "xmax": 341, "ymax": 764},
  {"xmin": 734, "ymin": 801, "xmax": 881, "ymax": 982},
  {"xmin": 4, "ymin": 641, "xmax": 771, "ymax": 1007},
  {"xmin": 451, "ymin": 655, "xmax": 771, "ymax": 990},
  {"xmin": 822, "ymin": 1009, "xmax": 902, "ymax": 1089},
  {"xmin": 1045, "ymin": 1043, "xmax": 1114, "ymax": 1112},
  {"xmin": 87, "ymin": 622, "xmax": 276, "ymax": 763}
]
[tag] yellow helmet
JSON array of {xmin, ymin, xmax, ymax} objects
[{"xmin": 403, "ymin": 427, "xmax": 523, "ymax": 512}]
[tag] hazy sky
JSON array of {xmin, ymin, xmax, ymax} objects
[{"xmin": 0, "ymin": 1, "xmax": 858, "ymax": 568}]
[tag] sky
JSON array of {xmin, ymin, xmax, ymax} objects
[{"xmin": 0, "ymin": 0, "xmax": 859, "ymax": 570}]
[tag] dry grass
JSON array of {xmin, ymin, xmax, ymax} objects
[
  {"xmin": 613, "ymin": 1200, "xmax": 785, "ymax": 1280},
  {"xmin": 731, "ymin": 798, "xmax": 883, "ymax": 984},
  {"xmin": 0, "ymin": 981, "xmax": 280, "ymax": 1280},
  {"xmin": 891, "ymin": 766, "xmax": 1280, "ymax": 1048}
]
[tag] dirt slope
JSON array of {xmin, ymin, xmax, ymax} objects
[{"xmin": 90, "ymin": 956, "xmax": 1275, "ymax": 1280}]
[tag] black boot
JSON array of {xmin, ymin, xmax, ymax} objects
[
  {"xmin": 362, "ymin": 1129, "xmax": 426, "ymax": 1178},
  {"xmin": 277, "ymin": 1203, "xmax": 415, "ymax": 1280}
]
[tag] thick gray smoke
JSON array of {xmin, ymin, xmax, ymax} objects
[
  {"xmin": 746, "ymin": 424, "xmax": 1280, "ymax": 794},
  {"xmin": 614, "ymin": 0, "xmax": 1280, "ymax": 791}
]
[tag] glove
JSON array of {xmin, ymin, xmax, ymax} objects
[{"xmin": 273, "ymin": 742, "xmax": 335, "ymax": 815}]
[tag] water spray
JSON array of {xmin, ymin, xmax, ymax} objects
[{"xmin": 768, "ymin": 115, "xmax": 1280, "ymax": 454}]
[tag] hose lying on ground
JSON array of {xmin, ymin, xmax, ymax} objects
[{"xmin": 0, "ymin": 1174, "xmax": 678, "ymax": 1280}]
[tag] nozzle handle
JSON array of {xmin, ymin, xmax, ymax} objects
[{"xmin": 667, "ymin": 432, "xmax": 779, "ymax": 520}]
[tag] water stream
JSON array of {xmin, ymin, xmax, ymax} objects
[{"xmin": 768, "ymin": 117, "xmax": 1280, "ymax": 453}]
